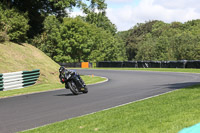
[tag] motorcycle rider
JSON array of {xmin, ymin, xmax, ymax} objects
[
  {"xmin": 59, "ymin": 66, "xmax": 67, "ymax": 83},
  {"xmin": 59, "ymin": 66, "xmax": 85, "ymax": 86}
]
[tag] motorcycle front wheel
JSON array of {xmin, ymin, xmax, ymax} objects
[
  {"xmin": 68, "ymin": 81, "xmax": 79, "ymax": 95},
  {"xmin": 82, "ymin": 86, "xmax": 88, "ymax": 93}
]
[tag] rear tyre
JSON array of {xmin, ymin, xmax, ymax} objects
[
  {"xmin": 79, "ymin": 76, "xmax": 88, "ymax": 93},
  {"xmin": 68, "ymin": 81, "xmax": 79, "ymax": 95},
  {"xmin": 65, "ymin": 83, "xmax": 69, "ymax": 89}
]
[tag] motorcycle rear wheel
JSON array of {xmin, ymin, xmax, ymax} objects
[{"xmin": 68, "ymin": 81, "xmax": 79, "ymax": 95}]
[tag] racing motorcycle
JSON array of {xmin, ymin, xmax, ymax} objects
[{"xmin": 59, "ymin": 66, "xmax": 88, "ymax": 95}]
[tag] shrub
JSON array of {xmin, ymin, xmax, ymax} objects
[{"xmin": 0, "ymin": 3, "xmax": 29, "ymax": 43}]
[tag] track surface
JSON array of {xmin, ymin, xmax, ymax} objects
[{"xmin": 0, "ymin": 69, "xmax": 200, "ymax": 133}]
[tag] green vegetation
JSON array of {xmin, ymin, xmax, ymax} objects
[
  {"xmin": 0, "ymin": 42, "xmax": 60, "ymax": 83},
  {"xmin": 0, "ymin": 3, "xmax": 29, "ymax": 42},
  {"xmin": 81, "ymin": 75, "xmax": 107, "ymax": 85},
  {"xmin": 120, "ymin": 20, "xmax": 200, "ymax": 61},
  {"xmin": 33, "ymin": 16, "xmax": 126, "ymax": 63},
  {"xmin": 85, "ymin": 12, "xmax": 117, "ymax": 35},
  {"xmin": 0, "ymin": 41, "xmax": 60, "ymax": 97},
  {"xmin": 1, "ymin": 1, "xmax": 200, "ymax": 62},
  {"xmin": 0, "ymin": 1, "xmax": 127, "ymax": 62},
  {"xmin": 88, "ymin": 67, "xmax": 200, "ymax": 73},
  {"xmin": 21, "ymin": 80, "xmax": 200, "ymax": 133},
  {"xmin": 1, "ymin": 0, "xmax": 107, "ymax": 38}
]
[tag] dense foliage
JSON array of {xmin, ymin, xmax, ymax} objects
[
  {"xmin": 85, "ymin": 12, "xmax": 117, "ymax": 35},
  {"xmin": 2, "ymin": 0, "xmax": 107, "ymax": 38},
  {"xmin": 119, "ymin": 20, "xmax": 200, "ymax": 61},
  {"xmin": 0, "ymin": 0, "xmax": 127, "ymax": 62},
  {"xmin": 33, "ymin": 16, "xmax": 127, "ymax": 62},
  {"xmin": 0, "ymin": 3, "xmax": 29, "ymax": 42}
]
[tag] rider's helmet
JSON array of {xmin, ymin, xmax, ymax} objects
[{"xmin": 59, "ymin": 66, "xmax": 65, "ymax": 74}]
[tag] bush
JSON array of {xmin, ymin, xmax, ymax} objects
[{"xmin": 0, "ymin": 3, "xmax": 29, "ymax": 43}]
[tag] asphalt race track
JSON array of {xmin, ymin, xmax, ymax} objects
[{"xmin": 1, "ymin": 69, "xmax": 200, "ymax": 133}]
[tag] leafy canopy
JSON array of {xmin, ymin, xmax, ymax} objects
[
  {"xmin": 121, "ymin": 20, "xmax": 200, "ymax": 61},
  {"xmin": 2, "ymin": 0, "xmax": 107, "ymax": 38},
  {"xmin": 33, "ymin": 16, "xmax": 127, "ymax": 63},
  {"xmin": 0, "ymin": 3, "xmax": 29, "ymax": 42}
]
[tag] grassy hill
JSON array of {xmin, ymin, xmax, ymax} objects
[
  {"xmin": 0, "ymin": 42, "xmax": 64, "ymax": 97},
  {"xmin": 0, "ymin": 42, "xmax": 60, "ymax": 84}
]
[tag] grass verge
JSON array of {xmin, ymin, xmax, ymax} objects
[
  {"xmin": 89, "ymin": 67, "xmax": 200, "ymax": 73},
  {"xmin": 0, "ymin": 75, "xmax": 106, "ymax": 98}
]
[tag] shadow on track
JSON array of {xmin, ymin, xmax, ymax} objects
[
  {"xmin": 54, "ymin": 92, "xmax": 87, "ymax": 96},
  {"xmin": 54, "ymin": 93, "xmax": 75, "ymax": 96},
  {"xmin": 161, "ymin": 82, "xmax": 200, "ymax": 90}
]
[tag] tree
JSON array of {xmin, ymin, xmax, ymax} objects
[
  {"xmin": 35, "ymin": 16, "xmax": 126, "ymax": 63},
  {"xmin": 41, "ymin": 16, "xmax": 62, "ymax": 59},
  {"xmin": 125, "ymin": 19, "xmax": 200, "ymax": 61},
  {"xmin": 0, "ymin": 3, "xmax": 29, "ymax": 42},
  {"xmin": 126, "ymin": 20, "xmax": 160, "ymax": 60},
  {"xmin": 57, "ymin": 17, "xmax": 125, "ymax": 62},
  {"xmin": 85, "ymin": 12, "xmax": 117, "ymax": 35},
  {"xmin": 88, "ymin": 28, "xmax": 126, "ymax": 62},
  {"xmin": 1, "ymin": 0, "xmax": 107, "ymax": 38},
  {"xmin": 57, "ymin": 17, "xmax": 93, "ymax": 62},
  {"xmin": 135, "ymin": 34, "xmax": 157, "ymax": 61}
]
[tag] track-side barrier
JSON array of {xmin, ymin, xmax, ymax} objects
[
  {"xmin": 0, "ymin": 69, "xmax": 40, "ymax": 91},
  {"xmin": 97, "ymin": 60, "xmax": 200, "ymax": 68}
]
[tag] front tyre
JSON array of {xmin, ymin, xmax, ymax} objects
[
  {"xmin": 68, "ymin": 81, "xmax": 79, "ymax": 95},
  {"xmin": 82, "ymin": 86, "xmax": 88, "ymax": 93}
]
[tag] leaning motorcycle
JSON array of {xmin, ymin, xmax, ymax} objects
[{"xmin": 59, "ymin": 67, "xmax": 88, "ymax": 95}]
